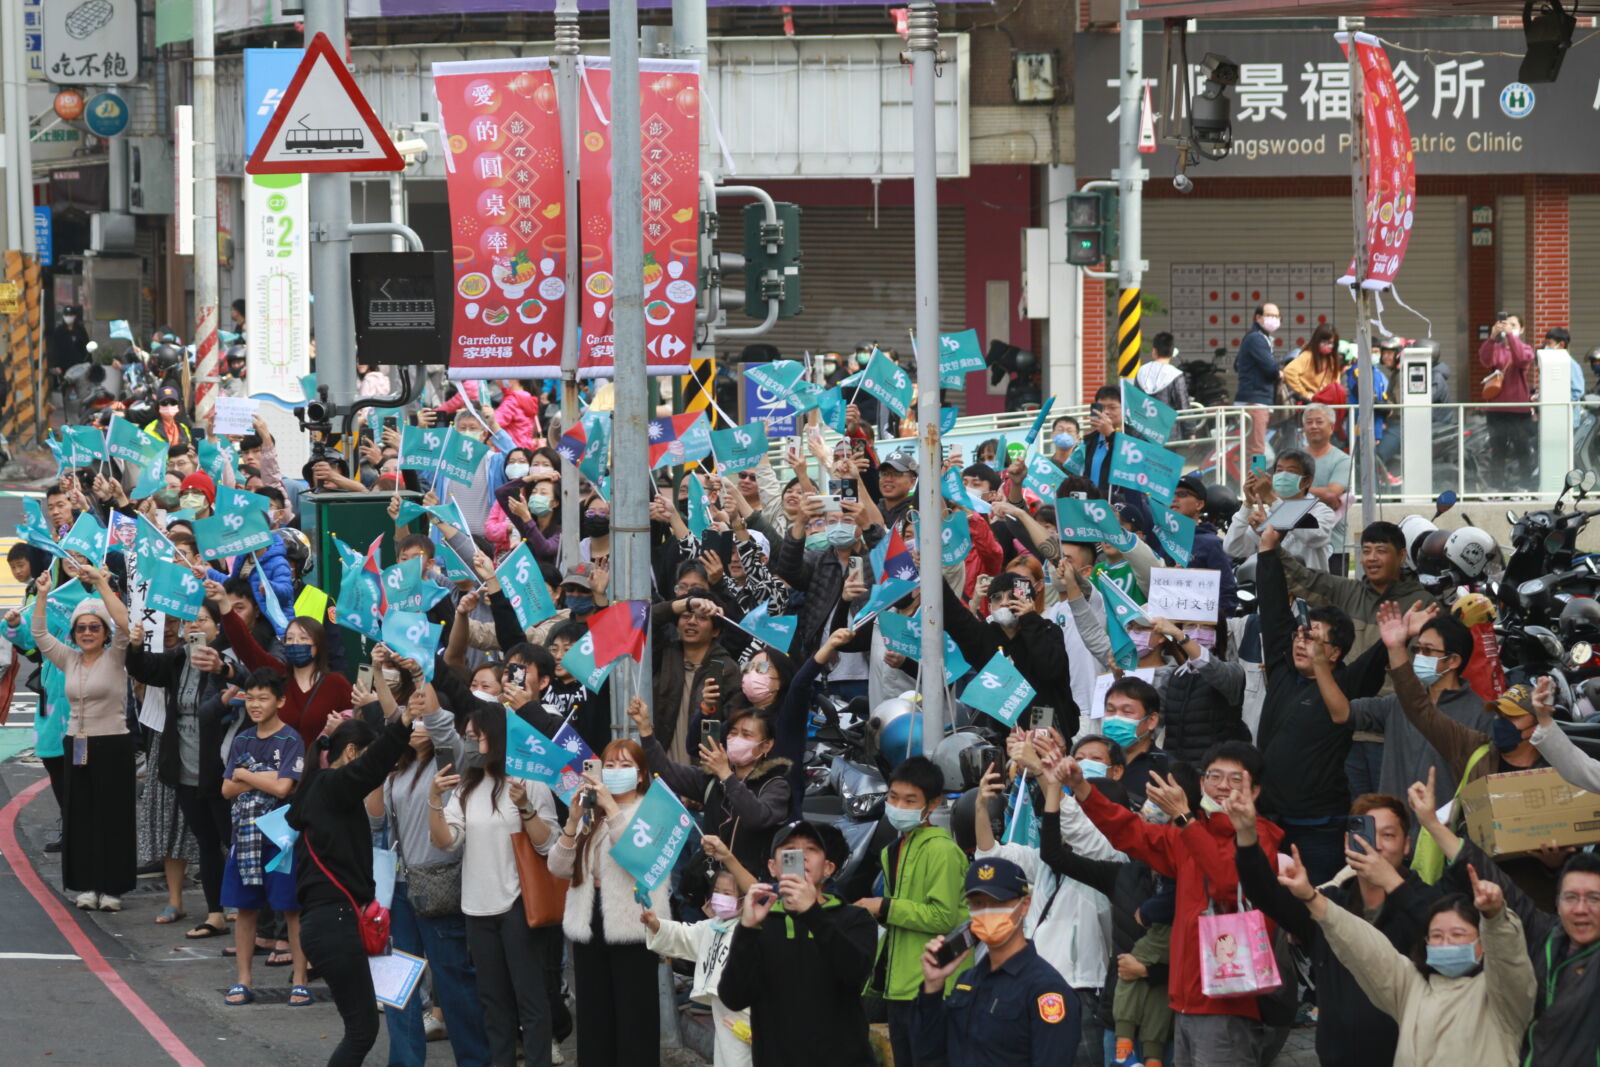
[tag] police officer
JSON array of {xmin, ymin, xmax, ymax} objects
[{"xmin": 911, "ymin": 856, "xmax": 1078, "ymax": 1065}]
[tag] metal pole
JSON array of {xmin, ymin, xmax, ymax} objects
[
  {"xmin": 1347, "ymin": 24, "xmax": 1378, "ymax": 528},
  {"xmin": 554, "ymin": 0, "xmax": 582, "ymax": 572},
  {"xmin": 388, "ymin": 171, "xmax": 406, "ymax": 252},
  {"xmin": 909, "ymin": 2, "xmax": 944, "ymax": 755},
  {"xmin": 609, "ymin": 0, "xmax": 652, "ymax": 731},
  {"xmin": 1, "ymin": 0, "xmax": 20, "ymax": 253},
  {"xmin": 672, "ymin": 0, "xmax": 714, "ymax": 183},
  {"xmin": 193, "ymin": 0, "xmax": 220, "ymax": 429},
  {"xmin": 1115, "ymin": 0, "xmax": 1144, "ymax": 380},
  {"xmin": 305, "ymin": 0, "xmax": 356, "ymax": 406}
]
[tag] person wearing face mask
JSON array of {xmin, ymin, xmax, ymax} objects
[
  {"xmin": 491, "ymin": 454, "xmax": 563, "ymax": 560},
  {"xmin": 1144, "ymin": 617, "xmax": 1252, "ymax": 767},
  {"xmin": 548, "ymin": 740, "xmax": 671, "ymax": 1067},
  {"xmin": 912, "ymin": 857, "xmax": 1077, "ymax": 1065},
  {"xmin": 1049, "ymin": 416, "xmax": 1082, "ymax": 472},
  {"xmin": 145, "ymin": 386, "xmax": 195, "ymax": 447},
  {"xmin": 48, "ymin": 304, "xmax": 91, "ymax": 390},
  {"xmin": 771, "ymin": 488, "xmax": 884, "ymax": 660},
  {"xmin": 1478, "ymin": 312, "xmax": 1537, "ymax": 488},
  {"xmin": 1234, "ymin": 301, "xmax": 1283, "ymax": 460},
  {"xmin": 1281, "ymin": 844, "xmax": 1533, "ymax": 1066},
  {"xmin": 629, "ymin": 696, "xmax": 791, "ymax": 877},
  {"xmin": 1281, "ymin": 323, "xmax": 1344, "ymax": 406},
  {"xmin": 1100, "ymin": 676, "xmax": 1170, "ymax": 810},
  {"xmin": 216, "ymin": 597, "xmax": 353, "ymax": 748},
  {"xmin": 642, "ymin": 868, "xmax": 753, "ymax": 1067},
  {"xmin": 1227, "ymin": 450, "xmax": 1337, "ymax": 571},
  {"xmin": 1042, "ymin": 543, "xmax": 1114, "ymax": 717},
  {"xmin": 855, "ymin": 756, "xmax": 968, "ymax": 1067},
  {"xmin": 943, "ymin": 571, "xmax": 1078, "ymax": 743}
]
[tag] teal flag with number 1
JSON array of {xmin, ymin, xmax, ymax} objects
[{"xmin": 608, "ymin": 780, "xmax": 697, "ymax": 900}]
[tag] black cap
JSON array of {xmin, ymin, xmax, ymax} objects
[
  {"xmin": 157, "ymin": 385, "xmax": 182, "ymax": 405},
  {"xmin": 771, "ymin": 819, "xmax": 848, "ymax": 870},
  {"xmin": 882, "ymin": 451, "xmax": 918, "ymax": 474},
  {"xmin": 1175, "ymin": 474, "xmax": 1206, "ymax": 500},
  {"xmin": 963, "ymin": 857, "xmax": 1030, "ymax": 901}
]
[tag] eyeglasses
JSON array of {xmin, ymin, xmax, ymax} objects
[
  {"xmin": 1202, "ymin": 770, "xmax": 1247, "ymax": 786},
  {"xmin": 673, "ymin": 584, "xmax": 709, "ymax": 596},
  {"xmin": 1559, "ymin": 892, "xmax": 1600, "ymax": 908},
  {"xmin": 1412, "ymin": 645, "xmax": 1449, "ymax": 658}
]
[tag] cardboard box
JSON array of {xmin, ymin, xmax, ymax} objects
[{"xmin": 1457, "ymin": 767, "xmax": 1600, "ymax": 856}]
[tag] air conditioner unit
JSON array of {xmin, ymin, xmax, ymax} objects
[
  {"xmin": 127, "ymin": 137, "xmax": 175, "ymax": 214},
  {"xmin": 84, "ymin": 256, "xmax": 143, "ymax": 320},
  {"xmin": 90, "ymin": 211, "xmax": 137, "ymax": 253}
]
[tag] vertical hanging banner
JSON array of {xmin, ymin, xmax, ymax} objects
[
  {"xmin": 433, "ymin": 58, "xmax": 568, "ymax": 380},
  {"xmin": 1335, "ymin": 32, "xmax": 1415, "ymax": 290},
  {"xmin": 243, "ymin": 48, "xmax": 312, "ymax": 402},
  {"xmin": 577, "ymin": 58, "xmax": 700, "ymax": 378}
]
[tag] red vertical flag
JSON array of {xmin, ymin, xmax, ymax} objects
[{"xmin": 1336, "ymin": 33, "xmax": 1416, "ymax": 290}]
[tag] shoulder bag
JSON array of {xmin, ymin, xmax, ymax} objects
[
  {"xmin": 510, "ymin": 828, "xmax": 569, "ymax": 928},
  {"xmin": 305, "ymin": 834, "xmax": 392, "ymax": 955}
]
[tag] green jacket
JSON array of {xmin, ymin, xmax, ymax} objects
[
  {"xmin": 1274, "ymin": 548, "xmax": 1435, "ymax": 661},
  {"xmin": 868, "ymin": 823, "xmax": 969, "ymax": 1001}
]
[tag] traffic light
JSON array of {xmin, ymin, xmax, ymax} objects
[
  {"xmin": 742, "ymin": 201, "xmax": 802, "ymax": 319},
  {"xmin": 1066, "ymin": 190, "xmax": 1116, "ymax": 267}
]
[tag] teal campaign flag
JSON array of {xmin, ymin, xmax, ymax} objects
[
  {"xmin": 495, "ymin": 542, "xmax": 557, "ymax": 631},
  {"xmin": 381, "ymin": 611, "xmax": 443, "ymax": 682},
  {"xmin": 1003, "ymin": 783, "xmax": 1041, "ymax": 849},
  {"xmin": 133, "ymin": 514, "xmax": 175, "ymax": 571},
  {"xmin": 396, "ymin": 500, "xmax": 452, "ymax": 527},
  {"xmin": 1022, "ymin": 452, "xmax": 1066, "ymax": 501},
  {"xmin": 503, "ymin": 712, "xmax": 569, "ymax": 787},
  {"xmin": 561, "ymin": 629, "xmax": 617, "ymax": 694},
  {"xmin": 438, "ymin": 540, "xmax": 478, "ymax": 584},
  {"xmin": 437, "ymin": 428, "xmax": 489, "ymax": 485},
  {"xmin": 816, "ymin": 386, "xmax": 848, "ymax": 434},
  {"xmin": 709, "ymin": 421, "xmax": 769, "ymax": 474},
  {"xmin": 1095, "ymin": 572, "xmax": 1150, "ymax": 669},
  {"xmin": 744, "ymin": 360, "xmax": 807, "ymax": 401},
  {"xmin": 18, "ymin": 498, "xmax": 66, "ymax": 558},
  {"xmin": 937, "ymin": 329, "xmax": 987, "ymax": 389},
  {"xmin": 107, "ymin": 415, "xmax": 156, "ymax": 467},
  {"xmin": 849, "ymin": 575, "xmax": 918, "ymax": 630},
  {"xmin": 299, "ymin": 373, "xmax": 318, "ymax": 405},
  {"xmin": 685, "ymin": 475, "xmax": 710, "ymax": 538},
  {"xmin": 44, "ymin": 579, "xmax": 92, "ymax": 639},
  {"xmin": 939, "ymin": 464, "xmax": 990, "ymax": 515},
  {"xmin": 193, "ymin": 508, "xmax": 273, "ymax": 560},
  {"xmin": 1109, "ymin": 434, "xmax": 1184, "ymax": 506},
  {"xmin": 333, "ymin": 538, "xmax": 385, "ymax": 642},
  {"xmin": 46, "ymin": 436, "xmax": 65, "ymax": 474},
  {"xmin": 400, "ymin": 423, "xmax": 449, "ymax": 474},
  {"xmin": 216, "ymin": 485, "xmax": 271, "ymax": 517},
  {"xmin": 1121, "ymin": 380, "xmax": 1178, "ymax": 446},
  {"xmin": 60, "ymin": 512, "xmax": 107, "ymax": 564},
  {"xmin": 1152, "ymin": 502, "xmax": 1197, "ymax": 566},
  {"xmin": 960, "ymin": 651, "xmax": 1036, "ymax": 727},
  {"xmin": 146, "ymin": 557, "xmax": 206, "ymax": 620},
  {"xmin": 941, "ymin": 512, "xmax": 971, "ymax": 567},
  {"xmin": 395, "ymin": 577, "xmax": 450, "ymax": 615},
  {"xmin": 1024, "ymin": 398, "xmax": 1056, "ymax": 445},
  {"xmin": 855, "ymin": 348, "xmax": 913, "ymax": 418},
  {"xmin": 197, "ymin": 438, "xmax": 238, "ymax": 484},
  {"xmin": 1062, "ymin": 442, "xmax": 1086, "ymax": 476},
  {"xmin": 1054, "ymin": 498, "xmax": 1134, "ymax": 550},
  {"xmin": 876, "ymin": 610, "xmax": 922, "ymax": 659},
  {"xmin": 608, "ymin": 780, "xmax": 697, "ymax": 897},
  {"xmin": 63, "ymin": 424, "xmax": 106, "ymax": 464},
  {"xmin": 939, "ymin": 406, "xmax": 959, "ymax": 434},
  {"xmin": 735, "ymin": 603, "xmax": 796, "ymax": 654},
  {"xmin": 381, "ymin": 554, "xmax": 425, "ymax": 606}
]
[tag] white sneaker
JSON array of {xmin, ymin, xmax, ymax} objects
[
  {"xmin": 551, "ymin": 1041, "xmax": 565, "ymax": 1065},
  {"xmin": 423, "ymin": 1013, "xmax": 446, "ymax": 1042},
  {"xmin": 97, "ymin": 895, "xmax": 122, "ymax": 912},
  {"xmin": 75, "ymin": 891, "xmax": 99, "ymax": 910}
]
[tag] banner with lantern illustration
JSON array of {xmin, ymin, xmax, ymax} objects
[
  {"xmin": 577, "ymin": 57, "xmax": 701, "ymax": 378},
  {"xmin": 433, "ymin": 58, "xmax": 569, "ymax": 379},
  {"xmin": 1334, "ymin": 32, "xmax": 1415, "ymax": 290}
]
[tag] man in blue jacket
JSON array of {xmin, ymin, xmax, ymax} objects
[
  {"xmin": 1233, "ymin": 302, "xmax": 1282, "ymax": 461},
  {"xmin": 1165, "ymin": 476, "xmax": 1238, "ymax": 619}
]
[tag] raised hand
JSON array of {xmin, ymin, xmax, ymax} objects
[
  {"xmin": 626, "ymin": 695, "xmax": 652, "ymax": 736},
  {"xmin": 1532, "ymin": 676, "xmax": 1557, "ymax": 727},
  {"xmin": 1222, "ymin": 785, "xmax": 1257, "ymax": 839},
  {"xmin": 1467, "ymin": 863, "xmax": 1504, "ymax": 918},
  {"xmin": 429, "ymin": 763, "xmax": 459, "ymax": 802},
  {"xmin": 1407, "ymin": 766, "xmax": 1442, "ymax": 830},
  {"xmin": 1375, "ymin": 600, "xmax": 1409, "ymax": 651},
  {"xmin": 1276, "ymin": 844, "xmax": 1315, "ymax": 901},
  {"xmin": 1145, "ymin": 772, "xmax": 1192, "ymax": 819}
]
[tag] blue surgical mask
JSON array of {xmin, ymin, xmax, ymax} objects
[
  {"xmin": 1053, "ymin": 432, "xmax": 1077, "ymax": 453},
  {"xmin": 1425, "ymin": 941, "xmax": 1480, "ymax": 978},
  {"xmin": 885, "ymin": 802, "xmax": 926, "ymax": 833},
  {"xmin": 824, "ymin": 522, "xmax": 856, "ymax": 548},
  {"xmin": 565, "ymin": 594, "xmax": 595, "ymax": 616},
  {"xmin": 1078, "ymin": 759, "xmax": 1108, "ymax": 779},
  {"xmin": 528, "ymin": 493, "xmax": 552, "ymax": 516},
  {"xmin": 602, "ymin": 767, "xmax": 640, "ymax": 795},
  {"xmin": 1412, "ymin": 653, "xmax": 1442, "ymax": 686},
  {"xmin": 283, "ymin": 643, "xmax": 314, "ymax": 667},
  {"xmin": 1491, "ymin": 715, "xmax": 1524, "ymax": 753},
  {"xmin": 1271, "ymin": 472, "xmax": 1304, "ymax": 498},
  {"xmin": 1102, "ymin": 716, "xmax": 1142, "ymax": 749}
]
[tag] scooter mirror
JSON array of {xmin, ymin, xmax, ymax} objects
[
  {"xmin": 1567, "ymin": 469, "xmax": 1584, "ymax": 489},
  {"xmin": 1585, "ymin": 471, "xmax": 1599, "ymax": 492},
  {"xmin": 1434, "ymin": 490, "xmax": 1458, "ymax": 516},
  {"xmin": 1507, "ymin": 510, "xmax": 1518, "ymax": 525}
]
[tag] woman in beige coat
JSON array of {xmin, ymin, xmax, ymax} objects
[{"xmin": 1277, "ymin": 842, "xmax": 1535, "ymax": 1067}]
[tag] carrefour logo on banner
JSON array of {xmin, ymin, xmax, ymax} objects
[{"xmin": 1499, "ymin": 83, "xmax": 1535, "ymax": 119}]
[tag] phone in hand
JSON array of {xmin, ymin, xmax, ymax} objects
[
  {"xmin": 1293, "ymin": 597, "xmax": 1310, "ymax": 630},
  {"xmin": 355, "ymin": 663, "xmax": 373, "ymax": 691},
  {"xmin": 701, "ymin": 720, "xmax": 721, "ymax": 750},
  {"xmin": 186, "ymin": 630, "xmax": 206, "ymax": 649},
  {"xmin": 933, "ymin": 922, "xmax": 977, "ymax": 967},
  {"xmin": 847, "ymin": 556, "xmax": 865, "ymax": 585},
  {"xmin": 779, "ymin": 848, "xmax": 806, "ymax": 880},
  {"xmin": 1029, "ymin": 706, "xmax": 1055, "ymax": 733},
  {"xmin": 1250, "ymin": 453, "xmax": 1268, "ymax": 476},
  {"xmin": 829, "ymin": 477, "xmax": 858, "ymax": 504},
  {"xmin": 1346, "ymin": 814, "xmax": 1378, "ymax": 855},
  {"xmin": 507, "ymin": 663, "xmax": 528, "ymax": 690}
]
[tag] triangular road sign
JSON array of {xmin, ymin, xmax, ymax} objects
[{"xmin": 246, "ymin": 33, "xmax": 403, "ymax": 174}]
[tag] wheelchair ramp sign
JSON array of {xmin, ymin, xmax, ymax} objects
[{"xmin": 246, "ymin": 32, "xmax": 403, "ymax": 174}]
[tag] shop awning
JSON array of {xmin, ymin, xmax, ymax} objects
[{"xmin": 1130, "ymin": 0, "xmax": 1522, "ymax": 17}]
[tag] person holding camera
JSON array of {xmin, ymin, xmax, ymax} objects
[
  {"xmin": 912, "ymin": 856, "xmax": 1077, "ymax": 1065},
  {"xmin": 1477, "ymin": 312, "xmax": 1536, "ymax": 488}
]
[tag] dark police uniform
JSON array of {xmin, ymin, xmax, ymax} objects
[{"xmin": 909, "ymin": 858, "xmax": 1078, "ymax": 1066}]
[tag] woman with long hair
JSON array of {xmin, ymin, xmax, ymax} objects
[
  {"xmin": 214, "ymin": 593, "xmax": 352, "ymax": 746},
  {"xmin": 30, "ymin": 564, "xmax": 134, "ymax": 910},
  {"xmin": 287, "ymin": 693, "xmax": 425, "ymax": 1066},
  {"xmin": 548, "ymin": 739, "xmax": 670, "ymax": 1067},
  {"xmin": 366, "ymin": 665, "xmax": 494, "ymax": 1066},
  {"xmin": 427, "ymin": 704, "xmax": 561, "ymax": 1067},
  {"xmin": 1281, "ymin": 323, "xmax": 1343, "ymax": 403}
]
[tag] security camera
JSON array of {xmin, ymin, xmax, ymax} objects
[
  {"xmin": 1173, "ymin": 172, "xmax": 1194, "ymax": 194},
  {"xmin": 393, "ymin": 137, "xmax": 430, "ymax": 162}
]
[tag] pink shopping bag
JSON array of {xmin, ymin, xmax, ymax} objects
[{"xmin": 1198, "ymin": 884, "xmax": 1283, "ymax": 999}]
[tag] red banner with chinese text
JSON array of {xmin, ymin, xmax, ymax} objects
[
  {"xmin": 1336, "ymin": 33, "xmax": 1416, "ymax": 290},
  {"xmin": 577, "ymin": 58, "xmax": 700, "ymax": 378},
  {"xmin": 433, "ymin": 59, "xmax": 568, "ymax": 379}
]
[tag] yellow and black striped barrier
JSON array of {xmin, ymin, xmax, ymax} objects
[{"xmin": 1117, "ymin": 286, "xmax": 1141, "ymax": 380}]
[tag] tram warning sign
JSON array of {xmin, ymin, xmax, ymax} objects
[{"xmin": 245, "ymin": 32, "xmax": 403, "ymax": 175}]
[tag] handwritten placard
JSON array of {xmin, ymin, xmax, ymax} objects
[{"xmin": 1146, "ymin": 567, "xmax": 1222, "ymax": 623}]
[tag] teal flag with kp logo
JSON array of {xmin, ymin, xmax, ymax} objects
[{"xmin": 608, "ymin": 781, "xmax": 697, "ymax": 899}]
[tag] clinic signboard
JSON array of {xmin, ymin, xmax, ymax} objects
[{"xmin": 1075, "ymin": 29, "xmax": 1600, "ymax": 177}]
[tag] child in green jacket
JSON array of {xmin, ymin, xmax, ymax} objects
[{"xmin": 856, "ymin": 756, "xmax": 968, "ymax": 1067}]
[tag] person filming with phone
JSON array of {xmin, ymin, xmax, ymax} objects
[
  {"xmin": 911, "ymin": 856, "xmax": 1077, "ymax": 1065},
  {"xmin": 1477, "ymin": 311, "xmax": 1537, "ymax": 488}
]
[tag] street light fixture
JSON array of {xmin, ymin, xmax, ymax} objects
[{"xmin": 1190, "ymin": 52, "xmax": 1238, "ymax": 161}]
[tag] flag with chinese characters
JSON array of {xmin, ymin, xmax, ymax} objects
[
  {"xmin": 504, "ymin": 711, "xmax": 569, "ymax": 787},
  {"xmin": 961, "ymin": 651, "xmax": 1037, "ymax": 728},
  {"xmin": 854, "ymin": 348, "xmax": 913, "ymax": 419},
  {"xmin": 1335, "ymin": 32, "xmax": 1416, "ymax": 290},
  {"xmin": 432, "ymin": 58, "xmax": 568, "ymax": 379},
  {"xmin": 577, "ymin": 57, "xmax": 700, "ymax": 379},
  {"xmin": 647, "ymin": 412, "xmax": 712, "ymax": 470}
]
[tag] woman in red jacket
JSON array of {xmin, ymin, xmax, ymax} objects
[{"xmin": 211, "ymin": 582, "xmax": 352, "ymax": 747}]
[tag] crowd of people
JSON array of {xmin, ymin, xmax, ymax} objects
[{"xmin": 7, "ymin": 351, "xmax": 1599, "ymax": 1067}]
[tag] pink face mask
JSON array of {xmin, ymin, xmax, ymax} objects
[
  {"xmin": 725, "ymin": 735, "xmax": 762, "ymax": 767},
  {"xmin": 741, "ymin": 670, "xmax": 777, "ymax": 703},
  {"xmin": 709, "ymin": 892, "xmax": 740, "ymax": 920},
  {"xmin": 1130, "ymin": 628, "xmax": 1154, "ymax": 653}
]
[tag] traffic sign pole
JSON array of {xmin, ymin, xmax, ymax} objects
[
  {"xmin": 193, "ymin": 0, "xmax": 220, "ymax": 429},
  {"xmin": 302, "ymin": 6, "xmax": 357, "ymax": 411}
]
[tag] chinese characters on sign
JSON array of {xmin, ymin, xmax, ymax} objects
[
  {"xmin": 1146, "ymin": 568, "xmax": 1223, "ymax": 624},
  {"xmin": 42, "ymin": 0, "xmax": 138, "ymax": 85}
]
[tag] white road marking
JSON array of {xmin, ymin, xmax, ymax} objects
[{"xmin": 0, "ymin": 952, "xmax": 81, "ymax": 960}]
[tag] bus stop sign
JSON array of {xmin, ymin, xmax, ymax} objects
[{"xmin": 245, "ymin": 32, "xmax": 403, "ymax": 174}]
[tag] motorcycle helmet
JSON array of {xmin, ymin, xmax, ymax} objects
[
  {"xmin": 1204, "ymin": 483, "xmax": 1240, "ymax": 528},
  {"xmin": 931, "ymin": 731, "xmax": 999, "ymax": 794},
  {"xmin": 1233, "ymin": 554, "xmax": 1257, "ymax": 586},
  {"xmin": 867, "ymin": 694, "xmax": 921, "ymax": 765},
  {"xmin": 1558, "ymin": 598, "xmax": 1600, "ymax": 643},
  {"xmin": 1443, "ymin": 528, "xmax": 1497, "ymax": 580},
  {"xmin": 948, "ymin": 786, "xmax": 1003, "ymax": 854},
  {"xmin": 1452, "ymin": 592, "xmax": 1497, "ymax": 626},
  {"xmin": 1397, "ymin": 515, "xmax": 1438, "ymax": 571}
]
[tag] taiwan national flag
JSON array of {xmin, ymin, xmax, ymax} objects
[
  {"xmin": 647, "ymin": 412, "xmax": 713, "ymax": 471},
  {"xmin": 587, "ymin": 600, "xmax": 649, "ymax": 666},
  {"xmin": 876, "ymin": 528, "xmax": 917, "ymax": 585},
  {"xmin": 852, "ymin": 529, "xmax": 918, "ymax": 628},
  {"xmin": 551, "ymin": 721, "xmax": 596, "ymax": 803}
]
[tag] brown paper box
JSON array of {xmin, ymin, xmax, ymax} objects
[{"xmin": 1457, "ymin": 767, "xmax": 1600, "ymax": 857}]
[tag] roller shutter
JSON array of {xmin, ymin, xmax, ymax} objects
[
  {"xmin": 1138, "ymin": 195, "xmax": 1467, "ymax": 395},
  {"xmin": 1497, "ymin": 195, "xmax": 1525, "ymax": 325},
  {"xmin": 1571, "ymin": 196, "xmax": 1600, "ymax": 354}
]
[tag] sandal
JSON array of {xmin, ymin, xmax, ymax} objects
[
  {"xmin": 223, "ymin": 984, "xmax": 255, "ymax": 1006},
  {"xmin": 221, "ymin": 944, "xmax": 267, "ymax": 958},
  {"xmin": 265, "ymin": 950, "xmax": 295, "ymax": 967},
  {"xmin": 186, "ymin": 921, "xmax": 227, "ymax": 940},
  {"xmin": 154, "ymin": 905, "xmax": 186, "ymax": 925},
  {"xmin": 287, "ymin": 985, "xmax": 314, "ymax": 1008}
]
